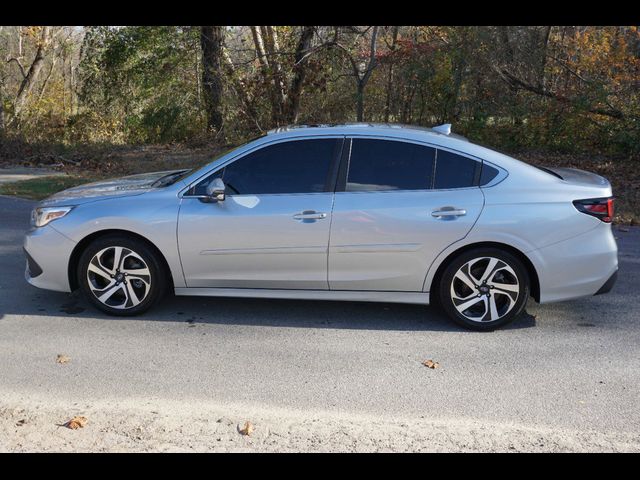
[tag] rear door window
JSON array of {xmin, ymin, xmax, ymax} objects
[
  {"xmin": 433, "ymin": 150, "xmax": 480, "ymax": 189},
  {"xmin": 346, "ymin": 139, "xmax": 436, "ymax": 191}
]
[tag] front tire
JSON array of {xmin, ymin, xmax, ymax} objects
[
  {"xmin": 77, "ymin": 234, "xmax": 167, "ymax": 316},
  {"xmin": 438, "ymin": 248, "xmax": 529, "ymax": 331}
]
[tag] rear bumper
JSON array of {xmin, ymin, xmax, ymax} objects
[
  {"xmin": 533, "ymin": 222, "xmax": 618, "ymax": 303},
  {"xmin": 595, "ymin": 269, "xmax": 617, "ymax": 295},
  {"xmin": 23, "ymin": 225, "xmax": 76, "ymax": 292}
]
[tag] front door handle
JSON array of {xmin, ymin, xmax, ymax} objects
[
  {"xmin": 293, "ymin": 210, "xmax": 327, "ymax": 221},
  {"xmin": 431, "ymin": 207, "xmax": 467, "ymax": 218}
]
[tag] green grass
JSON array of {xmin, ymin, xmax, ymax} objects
[{"xmin": 0, "ymin": 175, "xmax": 97, "ymax": 200}]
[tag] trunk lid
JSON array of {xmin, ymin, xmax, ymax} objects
[{"xmin": 541, "ymin": 166, "xmax": 610, "ymax": 188}]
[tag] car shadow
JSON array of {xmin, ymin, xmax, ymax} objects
[{"xmin": 0, "ymin": 286, "xmax": 538, "ymax": 332}]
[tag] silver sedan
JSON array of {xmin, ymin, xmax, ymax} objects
[{"xmin": 23, "ymin": 123, "xmax": 618, "ymax": 330}]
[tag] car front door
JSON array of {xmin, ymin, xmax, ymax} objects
[
  {"xmin": 178, "ymin": 137, "xmax": 342, "ymax": 289},
  {"xmin": 328, "ymin": 137, "xmax": 485, "ymax": 292}
]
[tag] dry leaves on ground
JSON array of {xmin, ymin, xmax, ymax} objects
[
  {"xmin": 64, "ymin": 416, "xmax": 88, "ymax": 430},
  {"xmin": 238, "ymin": 421, "xmax": 254, "ymax": 436},
  {"xmin": 422, "ymin": 359, "xmax": 440, "ymax": 369},
  {"xmin": 55, "ymin": 354, "xmax": 71, "ymax": 364}
]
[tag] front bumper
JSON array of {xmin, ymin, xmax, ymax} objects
[{"xmin": 23, "ymin": 225, "xmax": 77, "ymax": 292}]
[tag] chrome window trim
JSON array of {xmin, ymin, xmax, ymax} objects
[{"xmin": 179, "ymin": 132, "xmax": 509, "ymax": 199}]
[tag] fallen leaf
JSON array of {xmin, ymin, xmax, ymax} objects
[
  {"xmin": 64, "ymin": 416, "xmax": 88, "ymax": 429},
  {"xmin": 422, "ymin": 359, "xmax": 440, "ymax": 369},
  {"xmin": 238, "ymin": 421, "xmax": 254, "ymax": 436},
  {"xmin": 56, "ymin": 354, "xmax": 70, "ymax": 364}
]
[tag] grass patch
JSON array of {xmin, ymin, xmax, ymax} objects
[{"xmin": 0, "ymin": 175, "xmax": 97, "ymax": 200}]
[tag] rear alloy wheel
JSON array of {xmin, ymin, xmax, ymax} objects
[
  {"xmin": 78, "ymin": 235, "xmax": 166, "ymax": 316},
  {"xmin": 439, "ymin": 248, "xmax": 529, "ymax": 331}
]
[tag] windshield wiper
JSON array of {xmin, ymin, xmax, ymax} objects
[{"xmin": 151, "ymin": 170, "xmax": 192, "ymax": 188}]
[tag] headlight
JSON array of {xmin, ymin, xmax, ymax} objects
[{"xmin": 31, "ymin": 206, "xmax": 74, "ymax": 228}]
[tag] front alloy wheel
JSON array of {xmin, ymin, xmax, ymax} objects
[
  {"xmin": 439, "ymin": 248, "xmax": 529, "ymax": 331},
  {"xmin": 78, "ymin": 235, "xmax": 166, "ymax": 316},
  {"xmin": 87, "ymin": 246, "xmax": 152, "ymax": 309}
]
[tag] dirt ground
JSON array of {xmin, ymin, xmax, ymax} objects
[{"xmin": 1, "ymin": 394, "xmax": 638, "ymax": 452}]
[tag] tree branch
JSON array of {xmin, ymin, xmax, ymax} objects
[
  {"xmin": 493, "ymin": 65, "xmax": 626, "ymax": 120},
  {"xmin": 6, "ymin": 57, "xmax": 26, "ymax": 79}
]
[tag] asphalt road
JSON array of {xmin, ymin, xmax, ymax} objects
[{"xmin": 1, "ymin": 195, "xmax": 639, "ymax": 441}]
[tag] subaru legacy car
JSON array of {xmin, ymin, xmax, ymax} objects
[{"xmin": 24, "ymin": 123, "xmax": 618, "ymax": 330}]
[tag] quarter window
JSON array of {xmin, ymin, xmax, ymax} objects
[
  {"xmin": 346, "ymin": 139, "xmax": 436, "ymax": 191},
  {"xmin": 479, "ymin": 163, "xmax": 499, "ymax": 185}
]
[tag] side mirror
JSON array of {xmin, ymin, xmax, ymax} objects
[{"xmin": 204, "ymin": 177, "xmax": 226, "ymax": 202}]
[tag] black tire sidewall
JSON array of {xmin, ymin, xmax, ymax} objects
[
  {"xmin": 77, "ymin": 235, "xmax": 166, "ymax": 316},
  {"xmin": 439, "ymin": 248, "xmax": 530, "ymax": 331}
]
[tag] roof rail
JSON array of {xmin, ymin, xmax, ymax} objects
[{"xmin": 265, "ymin": 122, "xmax": 466, "ymax": 140}]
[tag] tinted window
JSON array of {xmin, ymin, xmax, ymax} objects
[
  {"xmin": 479, "ymin": 163, "xmax": 499, "ymax": 185},
  {"xmin": 346, "ymin": 139, "xmax": 435, "ymax": 191},
  {"xmin": 192, "ymin": 139, "xmax": 337, "ymax": 195},
  {"xmin": 434, "ymin": 150, "xmax": 479, "ymax": 189}
]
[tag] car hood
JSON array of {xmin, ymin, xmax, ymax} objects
[{"xmin": 39, "ymin": 170, "xmax": 187, "ymax": 207}]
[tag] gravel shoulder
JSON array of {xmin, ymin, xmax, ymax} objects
[{"xmin": 2, "ymin": 393, "xmax": 638, "ymax": 452}]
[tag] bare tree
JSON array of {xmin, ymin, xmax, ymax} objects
[
  {"xmin": 330, "ymin": 26, "xmax": 380, "ymax": 121},
  {"xmin": 222, "ymin": 48, "xmax": 262, "ymax": 131},
  {"xmin": 383, "ymin": 26, "xmax": 400, "ymax": 122},
  {"xmin": 249, "ymin": 26, "xmax": 316, "ymax": 126},
  {"xmin": 9, "ymin": 26, "xmax": 53, "ymax": 123},
  {"xmin": 0, "ymin": 87, "xmax": 4, "ymax": 134},
  {"xmin": 285, "ymin": 25, "xmax": 314, "ymax": 123},
  {"xmin": 200, "ymin": 26, "xmax": 224, "ymax": 134}
]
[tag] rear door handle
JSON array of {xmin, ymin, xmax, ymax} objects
[
  {"xmin": 431, "ymin": 207, "xmax": 467, "ymax": 218},
  {"xmin": 293, "ymin": 210, "xmax": 327, "ymax": 221}
]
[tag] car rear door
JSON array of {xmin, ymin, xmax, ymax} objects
[
  {"xmin": 328, "ymin": 137, "xmax": 485, "ymax": 292},
  {"xmin": 178, "ymin": 137, "xmax": 343, "ymax": 289}
]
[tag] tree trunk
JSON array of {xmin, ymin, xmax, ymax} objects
[
  {"xmin": 538, "ymin": 26, "xmax": 552, "ymax": 89},
  {"xmin": 285, "ymin": 26, "xmax": 315, "ymax": 124},
  {"xmin": 384, "ymin": 26, "xmax": 399, "ymax": 123},
  {"xmin": 251, "ymin": 26, "xmax": 284, "ymax": 126},
  {"xmin": 222, "ymin": 48, "xmax": 262, "ymax": 132},
  {"xmin": 262, "ymin": 26, "xmax": 287, "ymax": 111},
  {"xmin": 200, "ymin": 26, "xmax": 225, "ymax": 134},
  {"xmin": 498, "ymin": 26, "xmax": 513, "ymax": 63},
  {"xmin": 356, "ymin": 81, "xmax": 365, "ymax": 122},
  {"xmin": 0, "ymin": 88, "xmax": 5, "ymax": 135},
  {"xmin": 12, "ymin": 26, "xmax": 52, "ymax": 122}
]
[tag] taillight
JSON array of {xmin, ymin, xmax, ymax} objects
[{"xmin": 573, "ymin": 197, "xmax": 614, "ymax": 223}]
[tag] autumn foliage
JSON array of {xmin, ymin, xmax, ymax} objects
[{"xmin": 0, "ymin": 26, "xmax": 638, "ymax": 156}]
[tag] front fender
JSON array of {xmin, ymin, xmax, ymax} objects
[{"xmin": 51, "ymin": 192, "xmax": 186, "ymax": 289}]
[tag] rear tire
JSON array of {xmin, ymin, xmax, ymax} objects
[
  {"xmin": 438, "ymin": 248, "xmax": 529, "ymax": 331},
  {"xmin": 77, "ymin": 234, "xmax": 167, "ymax": 316}
]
